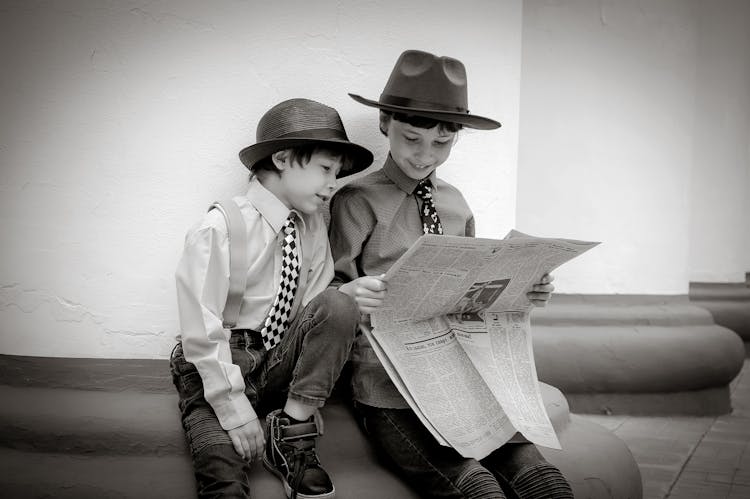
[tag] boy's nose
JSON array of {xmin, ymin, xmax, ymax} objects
[{"xmin": 414, "ymin": 146, "xmax": 430, "ymax": 162}]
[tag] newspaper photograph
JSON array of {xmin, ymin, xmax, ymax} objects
[{"xmin": 368, "ymin": 232, "xmax": 599, "ymax": 459}]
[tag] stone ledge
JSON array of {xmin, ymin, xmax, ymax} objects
[
  {"xmin": 0, "ymin": 355, "xmax": 173, "ymax": 393},
  {"xmin": 0, "ymin": 382, "xmax": 569, "ymax": 456},
  {"xmin": 532, "ymin": 325, "xmax": 743, "ymax": 393},
  {"xmin": 2, "ymin": 293, "xmax": 744, "ymax": 418},
  {"xmin": 0, "ymin": 378, "xmax": 642, "ymax": 498},
  {"xmin": 531, "ymin": 296, "xmax": 746, "ymax": 415},
  {"xmin": 565, "ymin": 386, "xmax": 731, "ymax": 416},
  {"xmin": 690, "ymin": 282, "xmax": 750, "ymax": 344},
  {"xmin": 543, "ymin": 415, "xmax": 642, "ymax": 499},
  {"xmin": 0, "ymin": 385, "xmax": 187, "ymax": 455},
  {"xmin": 0, "ymin": 414, "xmax": 642, "ymax": 499},
  {"xmin": 689, "ymin": 282, "xmax": 750, "ymax": 301},
  {"xmin": 0, "ymin": 448, "xmax": 198, "ymax": 499}
]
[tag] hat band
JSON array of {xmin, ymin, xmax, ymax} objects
[
  {"xmin": 379, "ymin": 94, "xmax": 468, "ymax": 114},
  {"xmin": 272, "ymin": 127, "xmax": 348, "ymax": 141}
]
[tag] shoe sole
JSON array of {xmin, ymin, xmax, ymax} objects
[{"xmin": 262, "ymin": 456, "xmax": 335, "ymax": 499}]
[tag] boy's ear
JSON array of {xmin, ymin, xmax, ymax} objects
[
  {"xmin": 271, "ymin": 149, "xmax": 290, "ymax": 170},
  {"xmin": 379, "ymin": 113, "xmax": 391, "ymax": 137}
]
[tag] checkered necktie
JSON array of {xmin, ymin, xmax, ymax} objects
[
  {"xmin": 260, "ymin": 214, "xmax": 300, "ymax": 350},
  {"xmin": 415, "ymin": 179, "xmax": 443, "ymax": 235}
]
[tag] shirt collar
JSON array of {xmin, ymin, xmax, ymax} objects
[
  {"xmin": 246, "ymin": 178, "xmax": 306, "ymax": 234},
  {"xmin": 382, "ymin": 154, "xmax": 438, "ymax": 194}
]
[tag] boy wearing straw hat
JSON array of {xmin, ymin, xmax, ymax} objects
[
  {"xmin": 329, "ymin": 51, "xmax": 573, "ymax": 498},
  {"xmin": 171, "ymin": 98, "xmax": 372, "ymax": 499}
]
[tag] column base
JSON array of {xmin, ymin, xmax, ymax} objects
[
  {"xmin": 690, "ymin": 281, "xmax": 750, "ymax": 352},
  {"xmin": 531, "ymin": 294, "xmax": 745, "ymax": 415}
]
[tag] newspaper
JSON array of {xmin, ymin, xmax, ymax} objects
[{"xmin": 366, "ymin": 231, "xmax": 599, "ymax": 459}]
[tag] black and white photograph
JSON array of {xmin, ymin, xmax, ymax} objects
[{"xmin": 1, "ymin": 1, "xmax": 749, "ymax": 498}]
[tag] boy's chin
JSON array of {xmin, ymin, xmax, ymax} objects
[
  {"xmin": 407, "ymin": 169, "xmax": 437, "ymax": 180},
  {"xmin": 293, "ymin": 201, "xmax": 324, "ymax": 215},
  {"xmin": 398, "ymin": 163, "xmax": 439, "ymax": 180}
]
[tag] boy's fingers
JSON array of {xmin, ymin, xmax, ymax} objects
[
  {"xmin": 541, "ymin": 273, "xmax": 555, "ymax": 284},
  {"xmin": 257, "ymin": 433, "xmax": 266, "ymax": 454},
  {"xmin": 533, "ymin": 283, "xmax": 555, "ymax": 293},
  {"xmin": 527, "ymin": 292, "xmax": 551, "ymax": 302},
  {"xmin": 358, "ymin": 284, "xmax": 377, "ymax": 294},
  {"xmin": 362, "ymin": 278, "xmax": 387, "ymax": 292},
  {"xmin": 249, "ymin": 437, "xmax": 263, "ymax": 461},
  {"xmin": 361, "ymin": 289, "xmax": 387, "ymax": 300},
  {"xmin": 357, "ymin": 297, "xmax": 384, "ymax": 307},
  {"xmin": 230, "ymin": 435, "xmax": 246, "ymax": 459}
]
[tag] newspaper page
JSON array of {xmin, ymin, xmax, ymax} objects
[{"xmin": 369, "ymin": 233, "xmax": 599, "ymax": 459}]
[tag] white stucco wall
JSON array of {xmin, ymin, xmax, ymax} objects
[
  {"xmin": 518, "ymin": 0, "xmax": 700, "ymax": 295},
  {"xmin": 0, "ymin": 0, "xmax": 522, "ymax": 358},
  {"xmin": 688, "ymin": 0, "xmax": 750, "ymax": 283}
]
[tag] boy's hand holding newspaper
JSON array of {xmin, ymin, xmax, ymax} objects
[
  {"xmin": 341, "ymin": 273, "xmax": 553, "ymax": 315},
  {"xmin": 339, "ymin": 274, "xmax": 388, "ymax": 314},
  {"xmin": 527, "ymin": 273, "xmax": 555, "ymax": 307}
]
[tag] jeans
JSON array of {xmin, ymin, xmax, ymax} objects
[
  {"xmin": 170, "ymin": 288, "xmax": 360, "ymax": 498},
  {"xmin": 355, "ymin": 404, "xmax": 574, "ymax": 499}
]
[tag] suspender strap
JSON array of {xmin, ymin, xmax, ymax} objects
[{"xmin": 209, "ymin": 200, "xmax": 248, "ymax": 329}]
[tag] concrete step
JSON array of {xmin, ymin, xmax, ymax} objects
[
  {"xmin": 0, "ymin": 445, "xmax": 429, "ymax": 499},
  {"xmin": 0, "ymin": 448, "xmax": 197, "ymax": 499},
  {"xmin": 4, "ymin": 292, "xmax": 746, "ymax": 418},
  {"xmin": 0, "ymin": 384, "xmax": 419, "ymax": 498},
  {"xmin": 0, "ymin": 376, "xmax": 642, "ymax": 498},
  {"xmin": 0, "ymin": 382, "xmax": 569, "ymax": 456},
  {"xmin": 0, "ymin": 352, "xmax": 661, "ymax": 497},
  {"xmin": 0, "ymin": 385, "xmax": 186, "ymax": 455}
]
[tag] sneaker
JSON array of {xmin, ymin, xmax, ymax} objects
[{"xmin": 264, "ymin": 409, "xmax": 335, "ymax": 499}]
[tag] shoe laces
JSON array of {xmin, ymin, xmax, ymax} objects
[{"xmin": 271, "ymin": 415, "xmax": 322, "ymax": 475}]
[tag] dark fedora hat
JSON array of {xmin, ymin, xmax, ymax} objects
[
  {"xmin": 349, "ymin": 50, "xmax": 501, "ymax": 130},
  {"xmin": 239, "ymin": 98, "xmax": 373, "ymax": 177}
]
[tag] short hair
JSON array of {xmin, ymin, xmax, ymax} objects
[
  {"xmin": 251, "ymin": 143, "xmax": 355, "ymax": 176},
  {"xmin": 379, "ymin": 110, "xmax": 463, "ymax": 136}
]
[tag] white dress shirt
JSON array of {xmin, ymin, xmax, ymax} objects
[{"xmin": 175, "ymin": 178, "xmax": 334, "ymax": 430}]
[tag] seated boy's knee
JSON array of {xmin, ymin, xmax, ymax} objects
[
  {"xmin": 183, "ymin": 406, "xmax": 232, "ymax": 456},
  {"xmin": 456, "ymin": 464, "xmax": 505, "ymax": 498},
  {"xmin": 510, "ymin": 462, "xmax": 573, "ymax": 499},
  {"xmin": 317, "ymin": 288, "xmax": 360, "ymax": 323}
]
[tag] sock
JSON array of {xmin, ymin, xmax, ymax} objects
[{"xmin": 280, "ymin": 410, "xmax": 311, "ymax": 425}]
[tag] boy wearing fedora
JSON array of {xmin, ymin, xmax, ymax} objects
[
  {"xmin": 329, "ymin": 51, "xmax": 573, "ymax": 498},
  {"xmin": 171, "ymin": 98, "xmax": 372, "ymax": 499}
]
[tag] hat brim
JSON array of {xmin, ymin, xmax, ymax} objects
[
  {"xmin": 349, "ymin": 93, "xmax": 501, "ymax": 130},
  {"xmin": 239, "ymin": 137, "xmax": 373, "ymax": 178}
]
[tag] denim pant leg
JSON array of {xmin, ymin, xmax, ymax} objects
[
  {"xmin": 355, "ymin": 404, "xmax": 508, "ymax": 499},
  {"xmin": 170, "ymin": 342, "xmax": 261, "ymax": 499},
  {"xmin": 258, "ymin": 288, "xmax": 360, "ymax": 412}
]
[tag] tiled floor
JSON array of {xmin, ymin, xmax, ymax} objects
[{"xmin": 579, "ymin": 359, "xmax": 750, "ymax": 499}]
